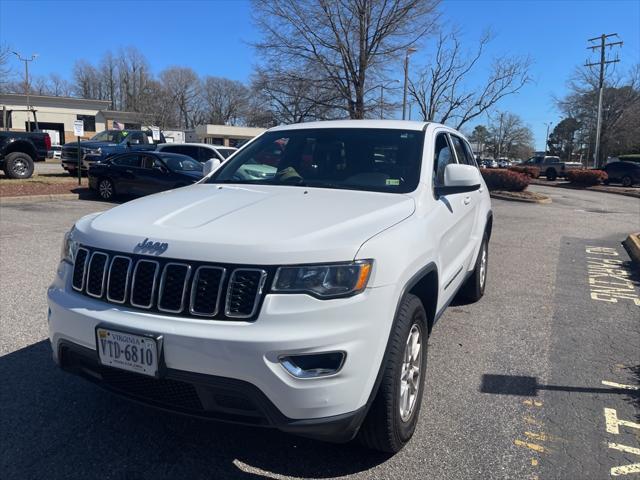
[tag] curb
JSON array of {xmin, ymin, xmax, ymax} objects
[
  {"xmin": 0, "ymin": 193, "xmax": 80, "ymax": 204},
  {"xmin": 530, "ymin": 179, "xmax": 640, "ymax": 199},
  {"xmin": 490, "ymin": 192, "xmax": 552, "ymax": 204},
  {"xmin": 622, "ymin": 233, "xmax": 640, "ymax": 266}
]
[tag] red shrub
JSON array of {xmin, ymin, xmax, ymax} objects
[
  {"xmin": 566, "ymin": 169, "xmax": 608, "ymax": 186},
  {"xmin": 509, "ymin": 166, "xmax": 540, "ymax": 178},
  {"xmin": 481, "ymin": 169, "xmax": 530, "ymax": 192}
]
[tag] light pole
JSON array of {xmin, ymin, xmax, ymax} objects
[
  {"xmin": 12, "ymin": 51, "xmax": 38, "ymax": 132},
  {"xmin": 378, "ymin": 79, "xmax": 400, "ymax": 119},
  {"xmin": 543, "ymin": 121, "xmax": 553, "ymax": 156},
  {"xmin": 402, "ymin": 47, "xmax": 417, "ymax": 120}
]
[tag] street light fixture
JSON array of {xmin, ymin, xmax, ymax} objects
[
  {"xmin": 402, "ymin": 47, "xmax": 417, "ymax": 120},
  {"xmin": 12, "ymin": 51, "xmax": 39, "ymax": 132}
]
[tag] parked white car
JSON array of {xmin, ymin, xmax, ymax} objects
[
  {"xmin": 155, "ymin": 142, "xmax": 237, "ymax": 162},
  {"xmin": 48, "ymin": 120, "xmax": 492, "ymax": 453}
]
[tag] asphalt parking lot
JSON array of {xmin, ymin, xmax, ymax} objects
[{"xmin": 1, "ymin": 185, "xmax": 638, "ymax": 480}]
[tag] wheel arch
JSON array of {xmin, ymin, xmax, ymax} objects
[
  {"xmin": 356, "ymin": 262, "xmax": 438, "ymax": 437},
  {"xmin": 4, "ymin": 140, "xmax": 37, "ymax": 159}
]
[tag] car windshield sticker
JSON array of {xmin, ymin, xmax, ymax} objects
[{"xmin": 386, "ymin": 179, "xmax": 400, "ymax": 186}]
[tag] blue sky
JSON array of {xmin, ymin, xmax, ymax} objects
[{"xmin": 1, "ymin": 0, "xmax": 639, "ymax": 149}]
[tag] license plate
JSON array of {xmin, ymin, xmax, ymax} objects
[{"xmin": 96, "ymin": 327, "xmax": 159, "ymax": 377}]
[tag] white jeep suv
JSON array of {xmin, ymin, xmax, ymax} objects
[{"xmin": 48, "ymin": 120, "xmax": 492, "ymax": 453}]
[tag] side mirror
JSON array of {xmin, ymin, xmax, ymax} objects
[
  {"xmin": 435, "ymin": 164, "xmax": 481, "ymax": 196},
  {"xmin": 203, "ymin": 158, "xmax": 222, "ymax": 176}
]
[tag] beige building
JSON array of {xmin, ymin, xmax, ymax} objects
[
  {"xmin": 1, "ymin": 93, "xmax": 266, "ymax": 147},
  {"xmin": 0, "ymin": 94, "xmax": 152, "ymax": 145},
  {"xmin": 195, "ymin": 124, "xmax": 265, "ymax": 147}
]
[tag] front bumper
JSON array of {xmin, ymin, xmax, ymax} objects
[
  {"xmin": 48, "ymin": 261, "xmax": 397, "ymax": 432},
  {"xmin": 58, "ymin": 341, "xmax": 366, "ymax": 442}
]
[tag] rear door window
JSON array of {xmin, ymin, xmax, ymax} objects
[
  {"xmin": 449, "ymin": 135, "xmax": 476, "ymax": 167},
  {"xmin": 112, "ymin": 154, "xmax": 141, "ymax": 167}
]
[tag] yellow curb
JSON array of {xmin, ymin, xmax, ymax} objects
[
  {"xmin": 0, "ymin": 193, "xmax": 79, "ymax": 204},
  {"xmin": 622, "ymin": 233, "xmax": 640, "ymax": 266}
]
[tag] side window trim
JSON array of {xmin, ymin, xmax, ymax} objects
[{"xmin": 445, "ymin": 133, "xmax": 461, "ymax": 165}]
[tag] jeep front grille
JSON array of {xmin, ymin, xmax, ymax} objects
[{"xmin": 71, "ymin": 246, "xmax": 270, "ymax": 321}]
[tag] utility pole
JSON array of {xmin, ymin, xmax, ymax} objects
[
  {"xmin": 402, "ymin": 47, "xmax": 417, "ymax": 120},
  {"xmin": 586, "ymin": 34, "xmax": 622, "ymax": 168},
  {"xmin": 12, "ymin": 51, "xmax": 38, "ymax": 132},
  {"xmin": 544, "ymin": 121, "xmax": 553, "ymax": 155},
  {"xmin": 497, "ymin": 112, "xmax": 504, "ymax": 159}
]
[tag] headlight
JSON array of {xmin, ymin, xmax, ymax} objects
[
  {"xmin": 60, "ymin": 226, "xmax": 79, "ymax": 264},
  {"xmin": 273, "ymin": 260, "xmax": 373, "ymax": 298},
  {"xmin": 88, "ymin": 148, "xmax": 102, "ymax": 155}
]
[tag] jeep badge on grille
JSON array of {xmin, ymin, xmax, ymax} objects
[{"xmin": 134, "ymin": 238, "xmax": 169, "ymax": 255}]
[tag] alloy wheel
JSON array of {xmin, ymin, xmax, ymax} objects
[{"xmin": 399, "ymin": 324, "xmax": 422, "ymax": 422}]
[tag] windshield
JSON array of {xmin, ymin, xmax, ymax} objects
[
  {"xmin": 217, "ymin": 148, "xmax": 237, "ymax": 159},
  {"xmin": 208, "ymin": 128, "xmax": 424, "ymax": 193},
  {"xmin": 160, "ymin": 154, "xmax": 203, "ymax": 172},
  {"xmin": 90, "ymin": 130, "xmax": 127, "ymax": 143}
]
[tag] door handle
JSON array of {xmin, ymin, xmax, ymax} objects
[
  {"xmin": 464, "ymin": 196, "xmax": 471, "ymax": 205},
  {"xmin": 125, "ymin": 169, "xmax": 133, "ymax": 174}
]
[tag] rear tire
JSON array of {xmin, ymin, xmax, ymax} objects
[
  {"xmin": 358, "ymin": 294, "xmax": 428, "ymax": 453},
  {"xmin": 3, "ymin": 152, "xmax": 34, "ymax": 179},
  {"xmin": 546, "ymin": 168, "xmax": 557, "ymax": 181},
  {"xmin": 458, "ymin": 233, "xmax": 488, "ymax": 302},
  {"xmin": 622, "ymin": 175, "xmax": 633, "ymax": 187},
  {"xmin": 97, "ymin": 177, "xmax": 115, "ymax": 201}
]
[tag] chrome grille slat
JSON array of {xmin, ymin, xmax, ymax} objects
[
  {"xmin": 158, "ymin": 263, "xmax": 192, "ymax": 313},
  {"xmin": 73, "ymin": 246, "xmax": 268, "ymax": 320},
  {"xmin": 130, "ymin": 260, "xmax": 160, "ymax": 309},
  {"xmin": 189, "ymin": 266, "xmax": 226, "ymax": 317},
  {"xmin": 72, "ymin": 247, "xmax": 90, "ymax": 291},
  {"xmin": 107, "ymin": 256, "xmax": 132, "ymax": 304},
  {"xmin": 225, "ymin": 269, "xmax": 267, "ymax": 319},
  {"xmin": 86, "ymin": 252, "xmax": 109, "ymax": 298}
]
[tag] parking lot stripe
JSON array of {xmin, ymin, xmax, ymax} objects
[
  {"xmin": 601, "ymin": 380, "xmax": 640, "ymax": 391},
  {"xmin": 604, "ymin": 408, "xmax": 640, "ymax": 435},
  {"xmin": 514, "ymin": 439, "xmax": 546, "ymax": 453}
]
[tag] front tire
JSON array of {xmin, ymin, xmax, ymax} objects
[
  {"xmin": 459, "ymin": 233, "xmax": 488, "ymax": 302},
  {"xmin": 546, "ymin": 168, "xmax": 557, "ymax": 181},
  {"xmin": 3, "ymin": 152, "xmax": 34, "ymax": 179},
  {"xmin": 97, "ymin": 178, "xmax": 115, "ymax": 201},
  {"xmin": 358, "ymin": 294, "xmax": 428, "ymax": 453}
]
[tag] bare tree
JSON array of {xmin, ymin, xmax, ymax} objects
[
  {"xmin": 558, "ymin": 64, "xmax": 640, "ymax": 161},
  {"xmin": 0, "ymin": 43, "xmax": 13, "ymax": 92},
  {"xmin": 485, "ymin": 112, "xmax": 533, "ymax": 159},
  {"xmin": 73, "ymin": 60, "xmax": 102, "ymax": 99},
  {"xmin": 409, "ymin": 29, "xmax": 532, "ymax": 129},
  {"xmin": 49, "ymin": 73, "xmax": 73, "ymax": 96},
  {"xmin": 251, "ymin": 66, "xmax": 341, "ymax": 124},
  {"xmin": 99, "ymin": 52, "xmax": 119, "ymax": 109},
  {"xmin": 253, "ymin": 0, "xmax": 440, "ymax": 119},
  {"xmin": 202, "ymin": 76, "xmax": 249, "ymax": 125},
  {"xmin": 160, "ymin": 67, "xmax": 201, "ymax": 128}
]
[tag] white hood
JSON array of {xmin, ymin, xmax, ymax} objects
[{"xmin": 75, "ymin": 184, "xmax": 415, "ymax": 264}]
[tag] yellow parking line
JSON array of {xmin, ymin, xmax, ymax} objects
[
  {"xmin": 514, "ymin": 439, "xmax": 545, "ymax": 453},
  {"xmin": 525, "ymin": 431, "xmax": 549, "ymax": 441},
  {"xmin": 531, "ymin": 458, "xmax": 539, "ymax": 466},
  {"xmin": 523, "ymin": 399, "xmax": 543, "ymax": 407}
]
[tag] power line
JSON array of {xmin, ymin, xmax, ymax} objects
[{"xmin": 585, "ymin": 33, "xmax": 622, "ymax": 168}]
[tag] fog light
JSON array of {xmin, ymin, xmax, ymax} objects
[{"xmin": 279, "ymin": 352, "xmax": 346, "ymax": 379}]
